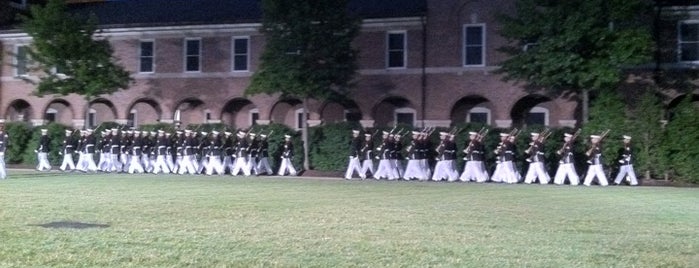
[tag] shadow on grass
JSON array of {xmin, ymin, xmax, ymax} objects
[{"xmin": 30, "ymin": 221, "xmax": 110, "ymax": 229}]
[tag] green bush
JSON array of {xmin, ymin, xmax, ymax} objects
[
  {"xmin": 309, "ymin": 122, "xmax": 360, "ymax": 171},
  {"xmin": 4, "ymin": 122, "xmax": 32, "ymax": 164},
  {"xmin": 663, "ymin": 96, "xmax": 699, "ymax": 183},
  {"xmin": 22, "ymin": 123, "xmax": 70, "ymax": 166}
]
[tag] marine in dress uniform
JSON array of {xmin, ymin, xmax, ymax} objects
[
  {"xmin": 491, "ymin": 133, "xmax": 518, "ymax": 183},
  {"xmin": 178, "ymin": 130, "xmax": 197, "ymax": 175},
  {"xmin": 459, "ymin": 131, "xmax": 489, "ymax": 182},
  {"xmin": 359, "ymin": 133, "xmax": 375, "ymax": 179},
  {"xmin": 404, "ymin": 131, "xmax": 426, "ymax": 180},
  {"xmin": 59, "ymin": 129, "xmax": 77, "ymax": 171},
  {"xmin": 128, "ymin": 131, "xmax": 145, "ymax": 174},
  {"xmin": 152, "ymin": 130, "xmax": 171, "ymax": 174},
  {"xmin": 205, "ymin": 131, "xmax": 224, "ymax": 175},
  {"xmin": 108, "ymin": 128, "xmax": 122, "ymax": 172},
  {"xmin": 432, "ymin": 132, "xmax": 459, "ymax": 182},
  {"xmin": 553, "ymin": 133, "xmax": 579, "ymax": 185},
  {"xmin": 613, "ymin": 135, "xmax": 638, "ymax": 186},
  {"xmin": 231, "ymin": 131, "xmax": 251, "ymax": 176},
  {"xmin": 523, "ymin": 133, "xmax": 551, "ymax": 184},
  {"xmin": 373, "ymin": 131, "xmax": 396, "ymax": 180},
  {"xmin": 36, "ymin": 129, "xmax": 52, "ymax": 171},
  {"xmin": 278, "ymin": 134, "xmax": 297, "ymax": 176},
  {"xmin": 256, "ymin": 134, "xmax": 274, "ymax": 175},
  {"xmin": 583, "ymin": 135, "xmax": 609, "ymax": 186},
  {"xmin": 344, "ymin": 130, "xmax": 363, "ymax": 180}
]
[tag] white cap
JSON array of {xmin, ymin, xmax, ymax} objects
[
  {"xmin": 200, "ymin": 132, "xmax": 208, "ymax": 136},
  {"xmin": 499, "ymin": 133, "xmax": 509, "ymax": 137},
  {"xmin": 469, "ymin": 131, "xmax": 478, "ymax": 135},
  {"xmin": 237, "ymin": 132, "xmax": 245, "ymax": 138},
  {"xmin": 531, "ymin": 132, "xmax": 539, "ymax": 136},
  {"xmin": 111, "ymin": 128, "xmax": 118, "ymax": 132},
  {"xmin": 260, "ymin": 134, "xmax": 267, "ymax": 138},
  {"xmin": 382, "ymin": 131, "xmax": 389, "ymax": 135},
  {"xmin": 86, "ymin": 129, "xmax": 93, "ymax": 133},
  {"xmin": 150, "ymin": 131, "xmax": 156, "ymax": 135},
  {"xmin": 157, "ymin": 129, "xmax": 164, "ymax": 133},
  {"xmin": 184, "ymin": 129, "xmax": 192, "ymax": 133},
  {"xmin": 211, "ymin": 131, "xmax": 219, "ymax": 135},
  {"xmin": 352, "ymin": 130, "xmax": 360, "ymax": 134},
  {"xmin": 590, "ymin": 135, "xmax": 601, "ymax": 139},
  {"xmin": 249, "ymin": 133, "xmax": 256, "ymax": 137},
  {"xmin": 65, "ymin": 129, "xmax": 72, "ymax": 134},
  {"xmin": 284, "ymin": 134, "xmax": 291, "ymax": 138},
  {"xmin": 40, "ymin": 129, "xmax": 48, "ymax": 133},
  {"xmin": 224, "ymin": 131, "xmax": 232, "ymax": 136},
  {"xmin": 564, "ymin": 133, "xmax": 573, "ymax": 137},
  {"xmin": 412, "ymin": 131, "xmax": 421, "ymax": 135},
  {"xmin": 364, "ymin": 133, "xmax": 372, "ymax": 137},
  {"xmin": 439, "ymin": 132, "xmax": 448, "ymax": 136},
  {"xmin": 134, "ymin": 131, "xmax": 141, "ymax": 135},
  {"xmin": 623, "ymin": 135, "xmax": 631, "ymax": 140}
]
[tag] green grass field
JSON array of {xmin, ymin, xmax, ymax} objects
[{"xmin": 1, "ymin": 171, "xmax": 698, "ymax": 268}]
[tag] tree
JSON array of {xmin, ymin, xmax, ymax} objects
[
  {"xmin": 20, "ymin": 0, "xmax": 131, "ymax": 99},
  {"xmin": 581, "ymin": 90, "xmax": 629, "ymax": 168},
  {"xmin": 662, "ymin": 96, "xmax": 699, "ymax": 183},
  {"xmin": 628, "ymin": 90, "xmax": 665, "ymax": 180},
  {"xmin": 246, "ymin": 0, "xmax": 360, "ymax": 170},
  {"xmin": 497, "ymin": 0, "xmax": 653, "ymax": 123}
]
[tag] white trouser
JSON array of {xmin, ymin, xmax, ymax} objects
[
  {"xmin": 553, "ymin": 163, "xmax": 579, "ymax": 185},
  {"xmin": 460, "ymin": 161, "xmax": 488, "ymax": 182},
  {"xmin": 360, "ymin": 160, "xmax": 374, "ymax": 178},
  {"xmin": 178, "ymin": 155, "xmax": 197, "ymax": 175},
  {"xmin": 373, "ymin": 159, "xmax": 396, "ymax": 180},
  {"xmin": 109, "ymin": 153, "xmax": 122, "ymax": 172},
  {"xmin": 404, "ymin": 159, "xmax": 425, "ymax": 180},
  {"xmin": 256, "ymin": 157, "xmax": 274, "ymax": 175},
  {"xmin": 0, "ymin": 153, "xmax": 6, "ymax": 179},
  {"xmin": 98, "ymin": 152, "xmax": 111, "ymax": 171},
  {"xmin": 205, "ymin": 156, "xmax": 224, "ymax": 175},
  {"xmin": 128, "ymin": 155, "xmax": 144, "ymax": 174},
  {"xmin": 614, "ymin": 164, "xmax": 638, "ymax": 185},
  {"xmin": 166, "ymin": 154, "xmax": 175, "ymax": 172},
  {"xmin": 583, "ymin": 164, "xmax": 608, "ymax": 186},
  {"xmin": 524, "ymin": 162, "xmax": 551, "ymax": 184},
  {"xmin": 432, "ymin": 160, "xmax": 458, "ymax": 182},
  {"xmin": 344, "ymin": 157, "xmax": 362, "ymax": 179},
  {"xmin": 60, "ymin": 154, "xmax": 76, "ymax": 171},
  {"xmin": 278, "ymin": 157, "xmax": 297, "ymax": 176},
  {"xmin": 152, "ymin": 155, "xmax": 171, "ymax": 174},
  {"xmin": 247, "ymin": 157, "xmax": 259, "ymax": 175},
  {"xmin": 232, "ymin": 156, "xmax": 251, "ymax": 176},
  {"xmin": 37, "ymin": 152, "xmax": 51, "ymax": 171}
]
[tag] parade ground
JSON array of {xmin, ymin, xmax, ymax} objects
[{"xmin": 1, "ymin": 171, "xmax": 697, "ymax": 267}]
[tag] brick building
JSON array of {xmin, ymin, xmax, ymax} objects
[{"xmin": 0, "ymin": 0, "xmax": 694, "ymax": 130}]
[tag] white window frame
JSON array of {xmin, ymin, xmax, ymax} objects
[
  {"xmin": 467, "ymin": 107, "xmax": 491, "ymax": 125},
  {"xmin": 184, "ymin": 38, "xmax": 202, "ymax": 72},
  {"xmin": 249, "ymin": 108, "xmax": 259, "ymax": 126},
  {"xmin": 386, "ymin": 31, "xmax": 407, "ymax": 69},
  {"xmin": 232, "ymin": 36, "xmax": 250, "ymax": 72},
  {"xmin": 295, "ymin": 108, "xmax": 307, "ymax": 130},
  {"xmin": 528, "ymin": 106, "xmax": 550, "ymax": 126},
  {"xmin": 394, "ymin": 107, "xmax": 416, "ymax": 127},
  {"xmin": 204, "ymin": 109, "xmax": 212, "ymax": 124},
  {"xmin": 129, "ymin": 109, "xmax": 138, "ymax": 128},
  {"xmin": 88, "ymin": 108, "xmax": 97, "ymax": 128},
  {"xmin": 463, "ymin": 24, "xmax": 486, "ymax": 67},
  {"xmin": 678, "ymin": 20, "xmax": 699, "ymax": 63},
  {"xmin": 45, "ymin": 108, "xmax": 58, "ymax": 122},
  {"xmin": 14, "ymin": 45, "xmax": 30, "ymax": 77},
  {"xmin": 139, "ymin": 40, "xmax": 155, "ymax": 73}
]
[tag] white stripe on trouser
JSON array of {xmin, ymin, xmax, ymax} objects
[
  {"xmin": 60, "ymin": 154, "xmax": 76, "ymax": 171},
  {"xmin": 553, "ymin": 163, "xmax": 579, "ymax": 185},
  {"xmin": 278, "ymin": 158, "xmax": 297, "ymax": 176},
  {"xmin": 614, "ymin": 164, "xmax": 638, "ymax": 185},
  {"xmin": 524, "ymin": 162, "xmax": 551, "ymax": 184},
  {"xmin": 344, "ymin": 157, "xmax": 362, "ymax": 179},
  {"xmin": 36, "ymin": 152, "xmax": 51, "ymax": 171},
  {"xmin": 583, "ymin": 164, "xmax": 608, "ymax": 186}
]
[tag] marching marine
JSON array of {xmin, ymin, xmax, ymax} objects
[
  {"xmin": 36, "ymin": 128, "xmax": 52, "ymax": 171},
  {"xmin": 278, "ymin": 134, "xmax": 297, "ymax": 176},
  {"xmin": 523, "ymin": 132, "xmax": 551, "ymax": 184},
  {"xmin": 344, "ymin": 129, "xmax": 363, "ymax": 180},
  {"xmin": 553, "ymin": 132, "xmax": 580, "ymax": 185},
  {"xmin": 59, "ymin": 129, "xmax": 77, "ymax": 172},
  {"xmin": 613, "ymin": 135, "xmax": 638, "ymax": 186},
  {"xmin": 0, "ymin": 124, "xmax": 8, "ymax": 179},
  {"xmin": 583, "ymin": 133, "xmax": 609, "ymax": 186},
  {"xmin": 460, "ymin": 131, "xmax": 489, "ymax": 182}
]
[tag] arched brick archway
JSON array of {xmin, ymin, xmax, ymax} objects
[
  {"xmin": 5, "ymin": 99, "xmax": 32, "ymax": 122},
  {"xmin": 86, "ymin": 98, "xmax": 118, "ymax": 128},
  {"xmin": 221, "ymin": 98, "xmax": 256, "ymax": 129},
  {"xmin": 174, "ymin": 97, "xmax": 206, "ymax": 127},
  {"xmin": 44, "ymin": 99, "xmax": 74, "ymax": 126},
  {"xmin": 372, "ymin": 96, "xmax": 415, "ymax": 127},
  {"xmin": 270, "ymin": 98, "xmax": 303, "ymax": 129},
  {"xmin": 450, "ymin": 95, "xmax": 493, "ymax": 125},
  {"xmin": 320, "ymin": 99, "xmax": 361, "ymax": 124},
  {"xmin": 510, "ymin": 94, "xmax": 553, "ymax": 127},
  {"xmin": 127, "ymin": 98, "xmax": 162, "ymax": 128}
]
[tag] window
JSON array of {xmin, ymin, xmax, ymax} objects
[
  {"xmin": 139, "ymin": 41, "xmax": 154, "ymax": 73},
  {"xmin": 128, "ymin": 109, "xmax": 137, "ymax": 128},
  {"xmin": 394, "ymin": 107, "xmax": 415, "ymax": 126},
  {"xmin": 526, "ymin": 107, "xmax": 549, "ymax": 126},
  {"xmin": 204, "ymin": 109, "xmax": 212, "ymax": 123},
  {"xmin": 15, "ymin": 45, "xmax": 29, "ymax": 76},
  {"xmin": 463, "ymin": 24, "xmax": 485, "ymax": 66},
  {"xmin": 679, "ymin": 21, "xmax": 699, "ymax": 62},
  {"xmin": 185, "ymin": 39, "xmax": 201, "ymax": 72},
  {"xmin": 249, "ymin": 108, "xmax": 259, "ymax": 126},
  {"xmin": 387, "ymin": 32, "xmax": 406, "ymax": 68},
  {"xmin": 88, "ymin": 109, "xmax": 97, "ymax": 128},
  {"xmin": 232, "ymin": 37, "xmax": 249, "ymax": 71},
  {"xmin": 295, "ymin": 108, "xmax": 307, "ymax": 130},
  {"xmin": 45, "ymin": 108, "xmax": 57, "ymax": 123},
  {"xmin": 467, "ymin": 107, "xmax": 491, "ymax": 125}
]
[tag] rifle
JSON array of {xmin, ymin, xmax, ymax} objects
[
  {"xmin": 557, "ymin": 129, "xmax": 581, "ymax": 155},
  {"xmin": 585, "ymin": 129, "xmax": 611, "ymax": 156}
]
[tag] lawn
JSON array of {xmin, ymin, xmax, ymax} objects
[{"xmin": 1, "ymin": 171, "xmax": 698, "ymax": 267}]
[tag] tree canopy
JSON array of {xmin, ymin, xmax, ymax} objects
[
  {"xmin": 20, "ymin": 0, "xmax": 132, "ymax": 99},
  {"xmin": 246, "ymin": 0, "xmax": 359, "ymax": 100},
  {"xmin": 497, "ymin": 0, "xmax": 654, "ymax": 122}
]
